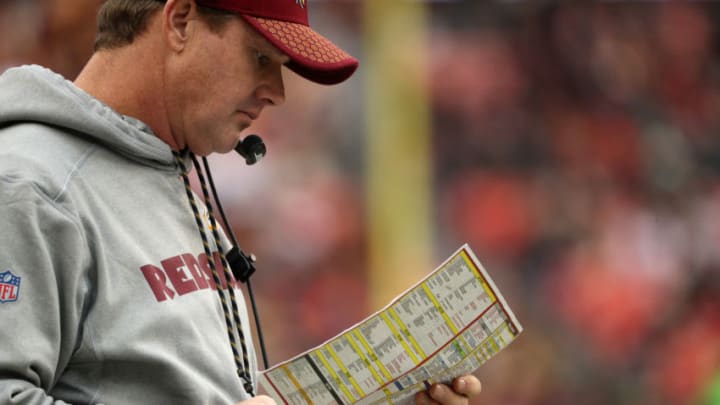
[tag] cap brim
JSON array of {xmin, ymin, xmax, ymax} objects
[{"xmin": 241, "ymin": 15, "xmax": 359, "ymax": 85}]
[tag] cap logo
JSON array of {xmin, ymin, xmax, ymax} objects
[{"xmin": 296, "ymin": 0, "xmax": 305, "ymax": 9}]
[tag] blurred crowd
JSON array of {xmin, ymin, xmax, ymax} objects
[
  {"xmin": 2, "ymin": 1, "xmax": 719, "ymax": 404},
  {"xmin": 429, "ymin": 2, "xmax": 720, "ymax": 405}
]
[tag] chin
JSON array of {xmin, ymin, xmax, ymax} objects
[
  {"xmin": 191, "ymin": 140, "xmax": 238, "ymax": 156},
  {"xmin": 190, "ymin": 149, "xmax": 212, "ymax": 157},
  {"xmin": 218, "ymin": 146, "xmax": 237, "ymax": 155},
  {"xmin": 185, "ymin": 143, "xmax": 213, "ymax": 157},
  {"xmin": 212, "ymin": 141, "xmax": 239, "ymax": 156}
]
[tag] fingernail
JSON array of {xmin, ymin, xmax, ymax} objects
[{"xmin": 457, "ymin": 377, "xmax": 466, "ymax": 390}]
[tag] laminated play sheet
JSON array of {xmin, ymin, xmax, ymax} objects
[{"xmin": 258, "ymin": 244, "xmax": 523, "ymax": 405}]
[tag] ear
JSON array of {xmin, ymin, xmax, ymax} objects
[{"xmin": 163, "ymin": 0, "xmax": 196, "ymax": 52}]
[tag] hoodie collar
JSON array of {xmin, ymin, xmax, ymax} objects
[{"xmin": 0, "ymin": 65, "xmax": 176, "ymax": 170}]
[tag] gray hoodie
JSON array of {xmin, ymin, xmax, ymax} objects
[{"xmin": 0, "ymin": 65, "xmax": 257, "ymax": 404}]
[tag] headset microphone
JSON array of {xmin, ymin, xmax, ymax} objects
[{"xmin": 235, "ymin": 134, "xmax": 266, "ymax": 165}]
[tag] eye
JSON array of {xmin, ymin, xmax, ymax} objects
[{"xmin": 255, "ymin": 50, "xmax": 271, "ymax": 67}]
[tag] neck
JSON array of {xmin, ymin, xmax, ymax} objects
[{"xmin": 74, "ymin": 41, "xmax": 179, "ymax": 150}]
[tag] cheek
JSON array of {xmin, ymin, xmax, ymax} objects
[{"xmin": 165, "ymin": 46, "xmax": 257, "ymax": 148}]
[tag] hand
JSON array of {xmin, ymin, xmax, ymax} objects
[
  {"xmin": 414, "ymin": 375, "xmax": 482, "ymax": 405},
  {"xmin": 234, "ymin": 395, "xmax": 277, "ymax": 405}
]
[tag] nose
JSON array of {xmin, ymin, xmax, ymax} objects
[{"xmin": 256, "ymin": 67, "xmax": 286, "ymax": 107}]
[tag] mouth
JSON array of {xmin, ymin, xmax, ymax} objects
[{"xmin": 239, "ymin": 110, "xmax": 259, "ymax": 121}]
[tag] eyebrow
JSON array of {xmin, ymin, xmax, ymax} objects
[
  {"xmin": 263, "ymin": 43, "xmax": 291, "ymax": 65},
  {"xmin": 246, "ymin": 26, "xmax": 290, "ymax": 64}
]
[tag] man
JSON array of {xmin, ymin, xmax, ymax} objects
[{"xmin": 0, "ymin": 0, "xmax": 482, "ymax": 403}]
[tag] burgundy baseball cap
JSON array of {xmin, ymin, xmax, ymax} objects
[{"xmin": 196, "ymin": 0, "xmax": 359, "ymax": 85}]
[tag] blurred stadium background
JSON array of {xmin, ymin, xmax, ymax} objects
[{"xmin": 2, "ymin": 1, "xmax": 719, "ymax": 404}]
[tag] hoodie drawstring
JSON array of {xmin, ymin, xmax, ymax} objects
[{"xmin": 173, "ymin": 150, "xmax": 254, "ymax": 395}]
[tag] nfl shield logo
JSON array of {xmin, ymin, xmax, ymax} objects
[{"xmin": 0, "ymin": 270, "xmax": 20, "ymax": 303}]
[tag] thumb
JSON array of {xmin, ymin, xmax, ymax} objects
[{"xmin": 235, "ymin": 395, "xmax": 277, "ymax": 405}]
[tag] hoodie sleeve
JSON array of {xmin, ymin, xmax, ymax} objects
[{"xmin": 0, "ymin": 177, "xmax": 91, "ymax": 404}]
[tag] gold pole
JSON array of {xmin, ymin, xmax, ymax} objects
[{"xmin": 364, "ymin": 0, "xmax": 432, "ymax": 308}]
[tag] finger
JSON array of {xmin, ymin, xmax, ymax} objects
[
  {"xmin": 452, "ymin": 375, "xmax": 482, "ymax": 398},
  {"xmin": 427, "ymin": 383, "xmax": 468, "ymax": 405},
  {"xmin": 415, "ymin": 389, "xmax": 441, "ymax": 405},
  {"xmin": 240, "ymin": 395, "xmax": 277, "ymax": 405}
]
